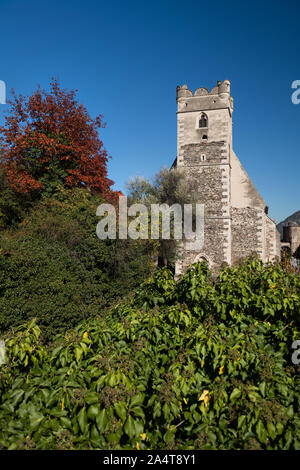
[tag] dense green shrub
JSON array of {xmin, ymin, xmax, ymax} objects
[
  {"xmin": 0, "ymin": 188, "xmax": 154, "ymax": 341},
  {"xmin": 0, "ymin": 259, "xmax": 299, "ymax": 450},
  {"xmin": 0, "ymin": 169, "xmax": 34, "ymax": 230}
]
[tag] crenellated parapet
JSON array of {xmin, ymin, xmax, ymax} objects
[
  {"xmin": 177, "ymin": 80, "xmax": 231, "ymax": 97},
  {"xmin": 176, "ymin": 80, "xmax": 233, "ymax": 113}
]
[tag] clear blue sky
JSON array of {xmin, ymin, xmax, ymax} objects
[{"xmin": 0, "ymin": 0, "xmax": 299, "ymax": 223}]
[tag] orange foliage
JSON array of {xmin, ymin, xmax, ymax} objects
[{"xmin": 0, "ymin": 79, "xmax": 117, "ymax": 200}]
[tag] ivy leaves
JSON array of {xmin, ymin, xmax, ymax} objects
[{"xmin": 0, "ymin": 258, "xmax": 299, "ymax": 450}]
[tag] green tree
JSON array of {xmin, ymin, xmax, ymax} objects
[{"xmin": 126, "ymin": 166, "xmax": 199, "ymax": 267}]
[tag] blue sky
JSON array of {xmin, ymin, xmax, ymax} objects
[{"xmin": 0, "ymin": 0, "xmax": 299, "ymax": 223}]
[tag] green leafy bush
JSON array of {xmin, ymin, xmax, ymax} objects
[
  {"xmin": 0, "ymin": 188, "xmax": 154, "ymax": 341},
  {"xmin": 0, "ymin": 258, "xmax": 299, "ymax": 450}
]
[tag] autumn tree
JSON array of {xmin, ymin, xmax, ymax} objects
[
  {"xmin": 126, "ymin": 166, "xmax": 199, "ymax": 267},
  {"xmin": 0, "ymin": 79, "xmax": 116, "ymax": 200}
]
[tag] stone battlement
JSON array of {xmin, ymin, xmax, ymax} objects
[
  {"xmin": 176, "ymin": 80, "xmax": 234, "ymax": 113},
  {"xmin": 177, "ymin": 80, "xmax": 231, "ymax": 98}
]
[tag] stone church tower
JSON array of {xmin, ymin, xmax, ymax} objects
[{"xmin": 174, "ymin": 80, "xmax": 280, "ymax": 274}]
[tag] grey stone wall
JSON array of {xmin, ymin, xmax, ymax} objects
[
  {"xmin": 231, "ymin": 207, "xmax": 261, "ymax": 264},
  {"xmin": 178, "ymin": 141, "xmax": 231, "ymax": 274},
  {"xmin": 182, "ymin": 142, "xmax": 227, "ymax": 217},
  {"xmin": 179, "ymin": 218, "xmax": 229, "ymax": 274},
  {"xmin": 265, "ymin": 215, "xmax": 280, "ymax": 261}
]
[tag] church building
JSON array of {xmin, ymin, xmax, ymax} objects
[{"xmin": 173, "ymin": 80, "xmax": 280, "ymax": 274}]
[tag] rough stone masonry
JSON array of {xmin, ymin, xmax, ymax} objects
[{"xmin": 173, "ymin": 80, "xmax": 281, "ymax": 275}]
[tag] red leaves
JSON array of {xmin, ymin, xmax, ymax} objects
[
  {"xmin": 0, "ymin": 79, "xmax": 116, "ymax": 200},
  {"xmin": 4, "ymin": 166, "xmax": 43, "ymax": 194}
]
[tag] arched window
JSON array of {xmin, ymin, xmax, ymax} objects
[
  {"xmin": 193, "ymin": 254, "xmax": 211, "ymax": 268},
  {"xmin": 199, "ymin": 113, "xmax": 208, "ymax": 128}
]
